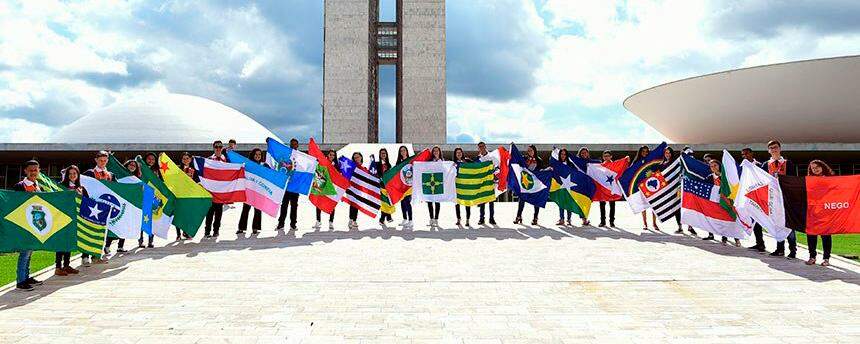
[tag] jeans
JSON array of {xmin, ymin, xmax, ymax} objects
[
  {"xmin": 479, "ymin": 201, "xmax": 495, "ymax": 222},
  {"xmin": 106, "ymin": 238, "xmax": 125, "ymax": 250},
  {"xmin": 807, "ymin": 234, "xmax": 832, "ymax": 260},
  {"xmin": 427, "ymin": 202, "xmax": 440, "ymax": 220},
  {"xmin": 401, "ymin": 195, "xmax": 413, "ymax": 220},
  {"xmin": 139, "ymin": 232, "xmax": 154, "ymax": 246},
  {"xmin": 316, "ymin": 208, "xmax": 335, "ymax": 222},
  {"xmin": 55, "ymin": 252, "xmax": 71, "ymax": 269},
  {"xmin": 776, "ymin": 230, "xmax": 797, "ymax": 253},
  {"xmin": 455, "ymin": 204, "xmax": 471, "ymax": 220},
  {"xmin": 349, "ymin": 206, "xmax": 359, "ymax": 221},
  {"xmin": 516, "ymin": 200, "xmax": 539, "ymax": 220},
  {"xmin": 558, "ymin": 207, "xmax": 572, "ymax": 221},
  {"xmin": 379, "ymin": 213, "xmax": 392, "ymax": 223},
  {"xmin": 752, "ymin": 223, "xmax": 765, "ymax": 247},
  {"xmin": 205, "ymin": 203, "xmax": 224, "ymax": 235},
  {"xmin": 17, "ymin": 250, "xmax": 32, "ymax": 284},
  {"xmin": 599, "ymin": 201, "xmax": 616, "ymax": 224},
  {"xmin": 277, "ymin": 192, "xmax": 299, "ymax": 228},
  {"xmin": 238, "ymin": 204, "xmax": 262, "ymax": 231}
]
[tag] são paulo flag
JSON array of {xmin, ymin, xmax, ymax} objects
[{"xmin": 736, "ymin": 159, "xmax": 792, "ymax": 241}]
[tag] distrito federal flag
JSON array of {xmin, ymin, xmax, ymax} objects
[{"xmin": 411, "ymin": 161, "xmax": 457, "ymax": 203}]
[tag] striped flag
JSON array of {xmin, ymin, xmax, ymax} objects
[
  {"xmin": 455, "ymin": 161, "xmax": 496, "ymax": 206},
  {"xmin": 344, "ymin": 165, "xmax": 383, "ymax": 218},
  {"xmin": 639, "ymin": 157, "xmax": 681, "ymax": 223},
  {"xmin": 77, "ymin": 196, "xmax": 109, "ymax": 259},
  {"xmin": 194, "ymin": 157, "xmax": 246, "ymax": 204}
]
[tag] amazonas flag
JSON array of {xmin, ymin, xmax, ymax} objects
[
  {"xmin": 779, "ymin": 174, "xmax": 860, "ymax": 235},
  {"xmin": 680, "ymin": 155, "xmax": 748, "ymax": 239},
  {"xmin": 308, "ymin": 138, "xmax": 350, "ymax": 214}
]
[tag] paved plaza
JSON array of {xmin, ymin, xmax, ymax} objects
[{"xmin": 1, "ymin": 200, "xmax": 859, "ymax": 343}]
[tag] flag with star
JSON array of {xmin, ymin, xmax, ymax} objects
[
  {"xmin": 508, "ymin": 144, "xmax": 551, "ymax": 207},
  {"xmin": 411, "ymin": 161, "xmax": 457, "ymax": 203},
  {"xmin": 0, "ymin": 190, "xmax": 78, "ymax": 252},
  {"xmin": 680, "ymin": 154, "xmax": 749, "ymax": 239},
  {"xmin": 136, "ymin": 155, "xmax": 176, "ymax": 239},
  {"xmin": 549, "ymin": 158, "xmax": 596, "ymax": 218},
  {"xmin": 158, "ymin": 153, "xmax": 212, "ymax": 237},
  {"xmin": 76, "ymin": 196, "xmax": 109, "ymax": 258}
]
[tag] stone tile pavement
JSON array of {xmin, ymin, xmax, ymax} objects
[{"xmin": 1, "ymin": 200, "xmax": 859, "ymax": 343}]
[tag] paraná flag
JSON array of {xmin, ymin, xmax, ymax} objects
[
  {"xmin": 478, "ymin": 146, "xmax": 511, "ymax": 196},
  {"xmin": 639, "ymin": 157, "xmax": 681, "ymax": 223},
  {"xmin": 455, "ymin": 161, "xmax": 496, "ymax": 206},
  {"xmin": 382, "ymin": 149, "xmax": 432, "ymax": 204},
  {"xmin": 344, "ymin": 165, "xmax": 383, "ymax": 218},
  {"xmin": 158, "ymin": 153, "xmax": 212, "ymax": 237},
  {"xmin": 196, "ymin": 158, "xmax": 246, "ymax": 204},
  {"xmin": 778, "ymin": 174, "xmax": 860, "ymax": 235},
  {"xmin": 308, "ymin": 138, "xmax": 350, "ymax": 214},
  {"xmin": 266, "ymin": 137, "xmax": 317, "ymax": 195},
  {"xmin": 135, "ymin": 155, "xmax": 175, "ymax": 239},
  {"xmin": 680, "ymin": 155, "xmax": 748, "ymax": 239},
  {"xmin": 736, "ymin": 160, "xmax": 792, "ymax": 241},
  {"xmin": 412, "ymin": 161, "xmax": 457, "ymax": 203},
  {"xmin": 549, "ymin": 158, "xmax": 596, "ymax": 218},
  {"xmin": 619, "ymin": 142, "xmax": 667, "ymax": 213},
  {"xmin": 508, "ymin": 144, "xmax": 551, "ymax": 207},
  {"xmin": 79, "ymin": 175, "xmax": 145, "ymax": 239},
  {"xmin": 0, "ymin": 190, "xmax": 78, "ymax": 252},
  {"xmin": 226, "ymin": 150, "xmax": 287, "ymax": 217},
  {"xmin": 76, "ymin": 196, "xmax": 109, "ymax": 258}
]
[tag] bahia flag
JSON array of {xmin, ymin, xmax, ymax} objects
[
  {"xmin": 549, "ymin": 158, "xmax": 596, "ymax": 218},
  {"xmin": 226, "ymin": 150, "xmax": 288, "ymax": 217},
  {"xmin": 735, "ymin": 160, "xmax": 792, "ymax": 241},
  {"xmin": 619, "ymin": 142, "xmax": 667, "ymax": 213},
  {"xmin": 308, "ymin": 138, "xmax": 351, "ymax": 214},
  {"xmin": 136, "ymin": 155, "xmax": 176, "ymax": 239},
  {"xmin": 0, "ymin": 190, "xmax": 78, "ymax": 252},
  {"xmin": 778, "ymin": 174, "xmax": 860, "ymax": 235},
  {"xmin": 344, "ymin": 165, "xmax": 383, "ymax": 218},
  {"xmin": 455, "ymin": 161, "xmax": 496, "ymax": 206},
  {"xmin": 412, "ymin": 161, "xmax": 458, "ymax": 203},
  {"xmin": 382, "ymin": 149, "xmax": 432, "ymax": 204},
  {"xmin": 478, "ymin": 146, "xmax": 511, "ymax": 196},
  {"xmin": 196, "ymin": 157, "xmax": 247, "ymax": 204},
  {"xmin": 266, "ymin": 137, "xmax": 318, "ymax": 195},
  {"xmin": 639, "ymin": 157, "xmax": 681, "ymax": 223},
  {"xmin": 159, "ymin": 153, "xmax": 212, "ymax": 237},
  {"xmin": 76, "ymin": 196, "xmax": 110, "ymax": 258},
  {"xmin": 79, "ymin": 175, "xmax": 145, "ymax": 239},
  {"xmin": 569, "ymin": 155, "xmax": 628, "ymax": 202},
  {"xmin": 508, "ymin": 144, "xmax": 551, "ymax": 207},
  {"xmin": 680, "ymin": 155, "xmax": 748, "ymax": 239}
]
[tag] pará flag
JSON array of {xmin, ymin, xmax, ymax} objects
[
  {"xmin": 136, "ymin": 155, "xmax": 176, "ymax": 239},
  {"xmin": 159, "ymin": 153, "xmax": 212, "ymax": 237},
  {"xmin": 79, "ymin": 175, "xmax": 145, "ymax": 240},
  {"xmin": 344, "ymin": 165, "xmax": 383, "ymax": 218},
  {"xmin": 0, "ymin": 190, "xmax": 78, "ymax": 252},
  {"xmin": 196, "ymin": 158, "xmax": 246, "ymax": 204},
  {"xmin": 266, "ymin": 137, "xmax": 317, "ymax": 195},
  {"xmin": 382, "ymin": 149, "xmax": 432, "ymax": 204},
  {"xmin": 569, "ymin": 155, "xmax": 627, "ymax": 202},
  {"xmin": 478, "ymin": 146, "xmax": 511, "ymax": 196},
  {"xmin": 778, "ymin": 174, "xmax": 860, "ymax": 235},
  {"xmin": 455, "ymin": 161, "xmax": 496, "ymax": 206},
  {"xmin": 549, "ymin": 158, "xmax": 596, "ymax": 218},
  {"xmin": 736, "ymin": 160, "xmax": 792, "ymax": 241},
  {"xmin": 412, "ymin": 161, "xmax": 457, "ymax": 203},
  {"xmin": 508, "ymin": 144, "xmax": 551, "ymax": 208},
  {"xmin": 308, "ymin": 138, "xmax": 350, "ymax": 214},
  {"xmin": 226, "ymin": 150, "xmax": 287, "ymax": 217},
  {"xmin": 77, "ymin": 196, "xmax": 109, "ymax": 258},
  {"xmin": 680, "ymin": 155, "xmax": 748, "ymax": 239},
  {"xmin": 640, "ymin": 157, "xmax": 681, "ymax": 223},
  {"xmin": 619, "ymin": 142, "xmax": 667, "ymax": 213}
]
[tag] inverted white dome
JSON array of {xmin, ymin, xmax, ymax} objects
[{"xmin": 50, "ymin": 93, "xmax": 280, "ymax": 143}]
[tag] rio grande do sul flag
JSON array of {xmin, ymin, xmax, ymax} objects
[
  {"xmin": 779, "ymin": 174, "xmax": 860, "ymax": 235},
  {"xmin": 159, "ymin": 153, "xmax": 212, "ymax": 237},
  {"xmin": 735, "ymin": 160, "xmax": 792, "ymax": 241},
  {"xmin": 308, "ymin": 138, "xmax": 350, "ymax": 214},
  {"xmin": 0, "ymin": 190, "xmax": 78, "ymax": 252},
  {"xmin": 412, "ymin": 161, "xmax": 457, "ymax": 203}
]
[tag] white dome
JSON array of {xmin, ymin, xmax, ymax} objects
[{"xmin": 50, "ymin": 93, "xmax": 280, "ymax": 143}]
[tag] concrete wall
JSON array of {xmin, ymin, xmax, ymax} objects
[
  {"xmin": 323, "ymin": 0, "xmax": 372, "ymax": 143},
  {"xmin": 399, "ymin": 0, "xmax": 446, "ymax": 144}
]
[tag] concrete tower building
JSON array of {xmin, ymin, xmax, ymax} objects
[{"xmin": 322, "ymin": 0, "xmax": 446, "ymax": 144}]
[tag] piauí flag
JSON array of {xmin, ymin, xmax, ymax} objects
[
  {"xmin": 549, "ymin": 158, "xmax": 596, "ymax": 218},
  {"xmin": 778, "ymin": 174, "xmax": 860, "ymax": 236},
  {"xmin": 619, "ymin": 142, "xmax": 667, "ymax": 213},
  {"xmin": 720, "ymin": 150, "xmax": 753, "ymax": 232},
  {"xmin": 37, "ymin": 172, "xmax": 63, "ymax": 192},
  {"xmin": 382, "ymin": 149, "xmax": 432, "ymax": 204},
  {"xmin": 226, "ymin": 150, "xmax": 287, "ymax": 217},
  {"xmin": 136, "ymin": 155, "xmax": 176, "ymax": 239},
  {"xmin": 77, "ymin": 196, "xmax": 109, "ymax": 259},
  {"xmin": 455, "ymin": 161, "xmax": 496, "ymax": 206},
  {"xmin": 412, "ymin": 161, "xmax": 457, "ymax": 203},
  {"xmin": 0, "ymin": 190, "xmax": 78, "ymax": 252},
  {"xmin": 736, "ymin": 160, "xmax": 792, "ymax": 241},
  {"xmin": 158, "ymin": 153, "xmax": 212, "ymax": 237},
  {"xmin": 107, "ymin": 154, "xmax": 142, "ymax": 183},
  {"xmin": 478, "ymin": 146, "xmax": 511, "ymax": 196},
  {"xmin": 308, "ymin": 138, "xmax": 350, "ymax": 214},
  {"xmin": 680, "ymin": 155, "xmax": 748, "ymax": 239},
  {"xmin": 266, "ymin": 137, "xmax": 318, "ymax": 195},
  {"xmin": 79, "ymin": 175, "xmax": 145, "ymax": 240},
  {"xmin": 508, "ymin": 144, "xmax": 551, "ymax": 207}
]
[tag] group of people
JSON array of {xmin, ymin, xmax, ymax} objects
[{"xmin": 7, "ymin": 138, "xmax": 837, "ymax": 292}]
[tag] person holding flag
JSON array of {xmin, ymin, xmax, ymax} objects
[
  {"xmin": 656, "ymin": 147, "xmax": 679, "ymax": 233},
  {"xmin": 372, "ymin": 148, "xmax": 394, "ymax": 226},
  {"xmin": 237, "ymin": 148, "xmax": 269, "ymax": 234},
  {"xmin": 554, "ymin": 148, "xmax": 573, "ymax": 226},
  {"xmin": 708, "ymin": 159, "xmax": 742, "ymax": 247},
  {"xmin": 54, "ymin": 165, "xmax": 83, "ymax": 276},
  {"xmin": 763, "ymin": 140, "xmax": 797, "ymax": 258},
  {"xmin": 138, "ymin": 153, "xmax": 160, "ymax": 248},
  {"xmin": 425, "ymin": 146, "xmax": 445, "ymax": 227},
  {"xmin": 514, "ymin": 145, "xmax": 544, "ymax": 225},
  {"xmin": 276, "ymin": 138, "xmax": 302, "ymax": 231},
  {"xmin": 575, "ymin": 147, "xmax": 598, "ymax": 226},
  {"xmin": 805, "ymin": 160, "xmax": 835, "ymax": 266},
  {"xmin": 394, "ymin": 146, "xmax": 414, "ymax": 227},
  {"xmin": 346, "ymin": 152, "xmax": 366, "ymax": 230},
  {"xmin": 11, "ymin": 160, "xmax": 46, "ymax": 291},
  {"xmin": 314, "ymin": 150, "xmax": 338, "ymax": 230},
  {"xmin": 476, "ymin": 142, "xmax": 498, "ymax": 226},
  {"xmin": 204, "ymin": 140, "xmax": 229, "ymax": 237},
  {"xmin": 631, "ymin": 145, "xmax": 659, "ymax": 231},
  {"xmin": 598, "ymin": 151, "xmax": 624, "ymax": 228},
  {"xmin": 84, "ymin": 151, "xmax": 124, "ymax": 255},
  {"xmin": 452, "ymin": 147, "xmax": 473, "ymax": 226}
]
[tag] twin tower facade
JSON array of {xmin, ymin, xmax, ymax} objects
[{"xmin": 322, "ymin": 0, "xmax": 446, "ymax": 144}]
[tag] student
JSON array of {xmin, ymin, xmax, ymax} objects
[
  {"xmin": 227, "ymin": 139, "xmax": 237, "ymax": 151},
  {"xmin": 204, "ymin": 140, "xmax": 227, "ymax": 237},
  {"xmin": 374, "ymin": 148, "xmax": 394, "ymax": 226},
  {"xmin": 805, "ymin": 159, "xmax": 834, "ymax": 266},
  {"xmin": 138, "ymin": 154, "xmax": 158, "ymax": 248},
  {"xmin": 763, "ymin": 140, "xmax": 797, "ymax": 258},
  {"xmin": 741, "ymin": 147, "xmax": 766, "ymax": 252},
  {"xmin": 13, "ymin": 160, "xmax": 45, "ymax": 291},
  {"xmin": 315, "ymin": 150, "xmax": 338, "ymax": 230},
  {"xmin": 85, "ymin": 151, "xmax": 123, "ymax": 255},
  {"xmin": 699, "ymin": 154, "xmax": 726, "ymax": 242},
  {"xmin": 555, "ymin": 148, "xmax": 573, "ymax": 226},
  {"xmin": 277, "ymin": 138, "xmax": 301, "ymax": 231},
  {"xmin": 176, "ymin": 152, "xmax": 197, "ymax": 240},
  {"xmin": 53, "ymin": 165, "xmax": 83, "ymax": 275},
  {"xmin": 657, "ymin": 147, "xmax": 681, "ymax": 233},
  {"xmin": 237, "ymin": 148, "xmax": 267, "ymax": 234},
  {"xmin": 395, "ymin": 146, "xmax": 414, "ymax": 228},
  {"xmin": 634, "ymin": 146, "xmax": 658, "ymax": 231},
  {"xmin": 576, "ymin": 147, "xmax": 596, "ymax": 226},
  {"xmin": 347, "ymin": 152, "xmax": 364, "ymax": 230},
  {"xmin": 453, "ymin": 147, "xmax": 472, "ymax": 226},
  {"xmin": 476, "ymin": 142, "xmax": 496, "ymax": 225},
  {"xmin": 706, "ymin": 159, "xmax": 741, "ymax": 247},
  {"xmin": 598, "ymin": 151, "xmax": 619, "ymax": 227},
  {"xmin": 426, "ymin": 146, "xmax": 443, "ymax": 227},
  {"xmin": 514, "ymin": 145, "xmax": 542, "ymax": 226}
]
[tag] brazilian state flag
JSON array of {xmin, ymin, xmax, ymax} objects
[
  {"xmin": 549, "ymin": 158, "xmax": 596, "ymax": 218},
  {"xmin": 0, "ymin": 190, "xmax": 78, "ymax": 252}
]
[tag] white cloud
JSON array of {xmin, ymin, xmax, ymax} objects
[{"xmin": 0, "ymin": 118, "xmax": 55, "ymax": 142}]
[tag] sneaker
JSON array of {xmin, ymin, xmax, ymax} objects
[
  {"xmin": 81, "ymin": 257, "xmax": 91, "ymax": 267},
  {"xmin": 252, "ymin": 230, "xmax": 260, "ymax": 234},
  {"xmin": 54, "ymin": 267, "xmax": 68, "ymax": 276},
  {"xmin": 64, "ymin": 267, "xmax": 80, "ymax": 274},
  {"xmin": 405, "ymin": 220, "xmax": 412, "ymax": 228},
  {"xmin": 329, "ymin": 222, "xmax": 335, "ymax": 230},
  {"xmin": 786, "ymin": 251, "xmax": 796, "ymax": 259},
  {"xmin": 313, "ymin": 221, "xmax": 321, "ymax": 228},
  {"xmin": 399, "ymin": 219, "xmax": 408, "ymax": 226},
  {"xmin": 16, "ymin": 283, "xmax": 34, "ymax": 291},
  {"xmin": 489, "ymin": 219, "xmax": 496, "ymax": 225},
  {"xmin": 769, "ymin": 250, "xmax": 784, "ymax": 257},
  {"xmin": 236, "ymin": 230, "xmax": 245, "ymax": 234},
  {"xmin": 386, "ymin": 218, "xmax": 393, "ymax": 223},
  {"xmin": 609, "ymin": 222, "xmax": 615, "ymax": 227},
  {"xmin": 147, "ymin": 244, "xmax": 154, "ymax": 248},
  {"xmin": 25, "ymin": 277, "xmax": 43, "ymax": 286},
  {"xmin": 477, "ymin": 219, "xmax": 485, "ymax": 225},
  {"xmin": 289, "ymin": 225, "xmax": 297, "ymax": 231}
]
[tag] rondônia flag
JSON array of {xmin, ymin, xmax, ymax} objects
[
  {"xmin": 779, "ymin": 174, "xmax": 860, "ymax": 235},
  {"xmin": 308, "ymin": 138, "xmax": 350, "ymax": 214}
]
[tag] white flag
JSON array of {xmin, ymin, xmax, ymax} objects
[
  {"xmin": 411, "ymin": 161, "xmax": 457, "ymax": 203},
  {"xmin": 736, "ymin": 160, "xmax": 792, "ymax": 241}
]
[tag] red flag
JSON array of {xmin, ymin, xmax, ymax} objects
[
  {"xmin": 592, "ymin": 158, "xmax": 629, "ymax": 201},
  {"xmin": 308, "ymin": 138, "xmax": 350, "ymax": 214},
  {"xmin": 382, "ymin": 149, "xmax": 431, "ymax": 204},
  {"xmin": 478, "ymin": 146, "xmax": 511, "ymax": 195},
  {"xmin": 782, "ymin": 175, "xmax": 860, "ymax": 235}
]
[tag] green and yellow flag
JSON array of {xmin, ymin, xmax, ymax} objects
[
  {"xmin": 455, "ymin": 161, "xmax": 496, "ymax": 206},
  {"xmin": 158, "ymin": 153, "xmax": 212, "ymax": 237},
  {"xmin": 37, "ymin": 172, "xmax": 63, "ymax": 192},
  {"xmin": 76, "ymin": 196, "xmax": 109, "ymax": 258},
  {"xmin": 0, "ymin": 190, "xmax": 78, "ymax": 252}
]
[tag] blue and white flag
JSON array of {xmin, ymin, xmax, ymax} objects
[
  {"xmin": 227, "ymin": 150, "xmax": 287, "ymax": 217},
  {"xmin": 337, "ymin": 156, "xmax": 357, "ymax": 181},
  {"xmin": 141, "ymin": 183, "xmax": 155, "ymax": 236},
  {"xmin": 266, "ymin": 137, "xmax": 318, "ymax": 195},
  {"xmin": 508, "ymin": 144, "xmax": 551, "ymax": 208}
]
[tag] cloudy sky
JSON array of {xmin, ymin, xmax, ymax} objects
[{"xmin": 1, "ymin": 0, "xmax": 859, "ymax": 143}]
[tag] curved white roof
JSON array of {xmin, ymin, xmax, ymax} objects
[
  {"xmin": 624, "ymin": 55, "xmax": 860, "ymax": 143},
  {"xmin": 51, "ymin": 93, "xmax": 280, "ymax": 143}
]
